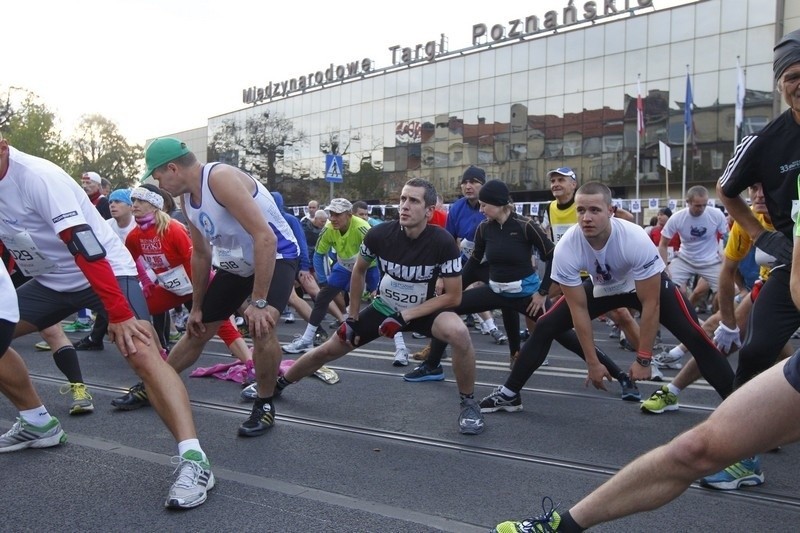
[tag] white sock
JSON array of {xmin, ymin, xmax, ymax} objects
[
  {"xmin": 667, "ymin": 383, "xmax": 682, "ymax": 396},
  {"xmin": 668, "ymin": 346, "xmax": 685, "ymax": 358},
  {"xmin": 301, "ymin": 324, "xmax": 317, "ymax": 343},
  {"xmin": 20, "ymin": 406, "xmax": 52, "ymax": 427},
  {"xmin": 393, "ymin": 333, "xmax": 406, "ymax": 349},
  {"xmin": 483, "ymin": 318, "xmax": 497, "ymax": 331},
  {"xmin": 178, "ymin": 439, "xmax": 207, "ymax": 462},
  {"xmin": 499, "ymin": 386, "xmax": 517, "ymax": 398}
]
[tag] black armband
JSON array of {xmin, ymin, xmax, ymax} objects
[{"xmin": 66, "ymin": 224, "xmax": 106, "ymax": 261}]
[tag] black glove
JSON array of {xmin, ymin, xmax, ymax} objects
[{"xmin": 754, "ymin": 231, "xmax": 793, "ymax": 266}]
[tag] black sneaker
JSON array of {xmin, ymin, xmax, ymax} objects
[
  {"xmin": 479, "ymin": 387, "xmax": 523, "ymax": 413},
  {"xmin": 619, "ymin": 375, "xmax": 641, "ymax": 402},
  {"xmin": 111, "ymin": 382, "xmax": 149, "ymax": 410},
  {"xmin": 74, "ymin": 335, "xmax": 104, "ymax": 351},
  {"xmin": 313, "ymin": 326, "xmax": 329, "ymax": 346},
  {"xmin": 403, "ymin": 363, "xmax": 444, "ymax": 382},
  {"xmin": 238, "ymin": 400, "xmax": 275, "ymax": 437}
]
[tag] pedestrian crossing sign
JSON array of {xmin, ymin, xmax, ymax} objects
[{"xmin": 325, "ymin": 154, "xmax": 343, "ymax": 183}]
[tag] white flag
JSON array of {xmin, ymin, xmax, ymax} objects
[
  {"xmin": 735, "ymin": 58, "xmax": 745, "ymax": 130},
  {"xmin": 659, "ymin": 141, "xmax": 672, "ymax": 171}
]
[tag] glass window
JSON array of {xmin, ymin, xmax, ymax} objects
[
  {"xmin": 447, "ymin": 84, "xmax": 463, "ymax": 114},
  {"xmin": 395, "ymin": 94, "xmax": 409, "ymax": 121},
  {"xmin": 625, "ymin": 15, "xmax": 648, "ymax": 51},
  {"xmin": 746, "ymin": 63, "xmax": 772, "ymax": 93},
  {"xmin": 395, "ymin": 69, "xmax": 410, "ymax": 96},
  {"xmin": 564, "ymin": 92, "xmax": 582, "ymax": 115},
  {"xmin": 647, "ymin": 45, "xmax": 669, "ymax": 80},
  {"xmin": 511, "ymin": 71, "xmax": 528, "ymax": 104},
  {"xmin": 565, "ymin": 30, "xmax": 585, "ymax": 62},
  {"xmin": 604, "ymin": 54, "xmax": 624, "ymax": 90},
  {"xmin": 528, "ymin": 39, "xmax": 547, "ymax": 69},
  {"xmin": 371, "ymin": 75, "xmax": 385, "ymax": 100},
  {"xmin": 340, "ymin": 83, "xmax": 352, "ymax": 107},
  {"xmin": 371, "ymin": 101, "xmax": 385, "ymax": 125},
  {"xmin": 748, "ymin": 0, "xmax": 777, "ymax": 27},
  {"xmin": 465, "ymin": 53, "xmax": 480, "ymax": 83},
  {"xmin": 547, "ymin": 33, "xmax": 566, "ymax": 65},
  {"xmin": 647, "ymin": 11, "xmax": 671, "ymax": 47},
  {"xmin": 328, "ymin": 86, "xmax": 340, "ymax": 109},
  {"xmin": 480, "ymin": 48, "xmax": 497, "ymax": 79},
  {"xmin": 350, "ymin": 81, "xmax": 362, "ymax": 104},
  {"xmin": 625, "ymin": 49, "xmax": 648, "ymax": 84},
  {"xmin": 436, "ymin": 59, "xmax": 450, "ymax": 87},
  {"xmin": 421, "ymin": 63, "xmax": 436, "ymax": 91},
  {"xmin": 480, "ymin": 78, "xmax": 496, "ymax": 107},
  {"xmin": 694, "ymin": 35, "xmax": 720, "ymax": 74},
  {"xmin": 449, "ymin": 56, "xmax": 466, "ymax": 85},
  {"xmin": 583, "ymin": 25, "xmax": 604, "ymax": 60},
  {"xmin": 746, "ymin": 26, "xmax": 776, "ymax": 65},
  {"xmin": 604, "ymin": 20, "xmax": 625, "ymax": 55},
  {"xmin": 421, "ymin": 88, "xmax": 435, "ymax": 117},
  {"xmin": 695, "ymin": 1, "xmax": 720, "ymax": 37},
  {"xmin": 495, "ymin": 45, "xmax": 512, "ymax": 76},
  {"xmin": 564, "ymin": 61, "xmax": 584, "ymax": 94},
  {"xmin": 546, "ymin": 64, "xmax": 564, "ymax": 97},
  {"xmin": 464, "ymin": 80, "xmax": 480, "ymax": 109},
  {"xmin": 545, "ymin": 95, "xmax": 564, "ymax": 117},
  {"xmin": 583, "ymin": 89, "xmax": 602, "ymax": 113},
  {"xmin": 670, "ymin": 41, "xmax": 694, "ymax": 78},
  {"xmin": 584, "ymin": 58, "xmax": 604, "ymax": 91},
  {"xmin": 528, "ymin": 68, "xmax": 546, "ymax": 100},
  {"xmin": 670, "ymin": 5, "xmax": 695, "ymax": 43},
  {"xmin": 407, "ymin": 92, "xmax": 422, "ymax": 122},
  {"xmin": 496, "ymin": 74, "xmax": 512, "ymax": 105},
  {"xmin": 512, "ymin": 41, "xmax": 529, "ymax": 72},
  {"xmin": 721, "ymin": 0, "xmax": 747, "ymax": 32},
  {"xmin": 409, "ymin": 67, "xmax": 423, "ymax": 94},
  {"xmin": 385, "ymin": 76, "xmax": 398, "ymax": 98}
]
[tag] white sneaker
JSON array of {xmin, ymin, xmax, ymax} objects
[
  {"xmin": 653, "ymin": 349, "xmax": 683, "ymax": 369},
  {"xmin": 489, "ymin": 328, "xmax": 508, "ymax": 345},
  {"xmin": 649, "ymin": 364, "xmax": 665, "ymax": 382},
  {"xmin": 393, "ymin": 347, "xmax": 409, "ymax": 367},
  {"xmin": 282, "ymin": 337, "xmax": 313, "ymax": 354},
  {"xmin": 165, "ymin": 451, "xmax": 214, "ymax": 509}
]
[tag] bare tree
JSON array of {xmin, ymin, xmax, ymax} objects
[{"xmin": 209, "ymin": 111, "xmax": 305, "ymax": 191}]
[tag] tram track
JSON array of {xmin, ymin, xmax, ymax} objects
[{"xmin": 27, "ymin": 366, "xmax": 800, "ymax": 512}]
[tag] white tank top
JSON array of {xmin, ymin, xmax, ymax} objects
[{"xmin": 183, "ymin": 163, "xmax": 299, "ymax": 277}]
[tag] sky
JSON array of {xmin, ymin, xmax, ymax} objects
[{"xmin": 5, "ymin": 0, "xmax": 678, "ymax": 145}]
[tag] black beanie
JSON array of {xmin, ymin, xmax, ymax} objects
[
  {"xmin": 461, "ymin": 165, "xmax": 486, "ymax": 184},
  {"xmin": 479, "ymin": 180, "xmax": 510, "ymax": 206}
]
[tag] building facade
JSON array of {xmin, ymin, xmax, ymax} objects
[{"xmin": 183, "ymin": 0, "xmax": 797, "ymax": 207}]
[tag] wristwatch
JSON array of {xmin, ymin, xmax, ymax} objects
[
  {"xmin": 537, "ymin": 287, "xmax": 549, "ymax": 297},
  {"xmin": 251, "ymin": 298, "xmax": 268, "ymax": 309},
  {"xmin": 635, "ymin": 356, "xmax": 651, "ymax": 367}
]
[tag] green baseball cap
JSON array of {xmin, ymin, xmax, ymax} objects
[{"xmin": 140, "ymin": 137, "xmax": 191, "ymax": 180}]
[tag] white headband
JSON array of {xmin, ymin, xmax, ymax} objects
[{"xmin": 131, "ymin": 187, "xmax": 164, "ymax": 210}]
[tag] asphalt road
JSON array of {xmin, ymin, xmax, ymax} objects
[{"xmin": 2, "ymin": 313, "xmax": 799, "ymax": 532}]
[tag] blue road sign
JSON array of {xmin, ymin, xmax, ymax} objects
[{"xmin": 325, "ymin": 154, "xmax": 343, "ymax": 183}]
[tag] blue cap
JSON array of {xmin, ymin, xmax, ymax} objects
[
  {"xmin": 108, "ymin": 188, "xmax": 132, "ymax": 206},
  {"xmin": 547, "ymin": 167, "xmax": 577, "ymax": 181}
]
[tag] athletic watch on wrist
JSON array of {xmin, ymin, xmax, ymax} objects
[
  {"xmin": 537, "ymin": 287, "xmax": 549, "ymax": 297},
  {"xmin": 251, "ymin": 298, "xmax": 268, "ymax": 309},
  {"xmin": 635, "ymin": 356, "xmax": 652, "ymax": 367}
]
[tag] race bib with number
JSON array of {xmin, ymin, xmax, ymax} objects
[
  {"xmin": 212, "ymin": 246, "xmax": 254, "ymax": 276},
  {"xmin": 337, "ymin": 254, "xmax": 358, "ymax": 271},
  {"xmin": 1, "ymin": 231, "xmax": 57, "ymax": 277},
  {"xmin": 379, "ymin": 276, "xmax": 428, "ymax": 312},
  {"xmin": 592, "ymin": 277, "xmax": 636, "ymax": 298},
  {"xmin": 156, "ymin": 264, "xmax": 193, "ymax": 296}
]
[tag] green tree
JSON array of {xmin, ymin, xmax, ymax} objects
[
  {"xmin": 0, "ymin": 89, "xmax": 72, "ymax": 169},
  {"xmin": 209, "ymin": 111, "xmax": 305, "ymax": 191},
  {"xmin": 72, "ymin": 114, "xmax": 143, "ymax": 188}
]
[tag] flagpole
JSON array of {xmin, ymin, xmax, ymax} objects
[
  {"xmin": 734, "ymin": 56, "xmax": 740, "ymax": 149},
  {"xmin": 636, "ymin": 74, "xmax": 641, "ymax": 225},
  {"xmin": 682, "ymin": 65, "xmax": 690, "ymax": 204}
]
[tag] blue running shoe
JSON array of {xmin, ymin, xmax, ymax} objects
[
  {"xmin": 403, "ymin": 363, "xmax": 444, "ymax": 382},
  {"xmin": 699, "ymin": 456, "xmax": 764, "ymax": 490}
]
